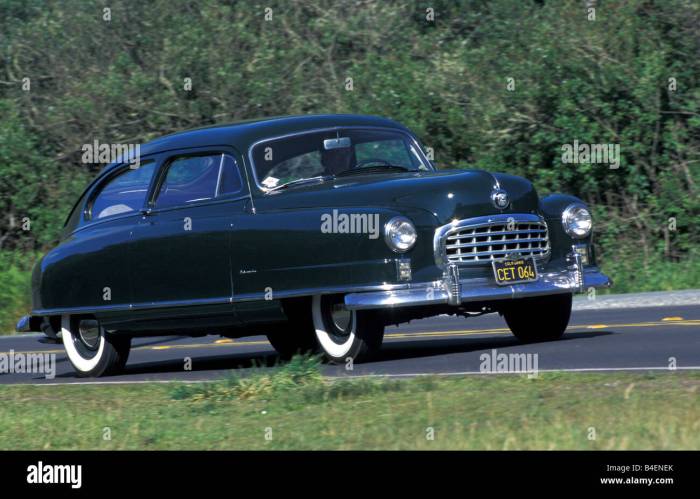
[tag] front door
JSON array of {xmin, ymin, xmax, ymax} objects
[{"xmin": 129, "ymin": 150, "xmax": 248, "ymax": 316}]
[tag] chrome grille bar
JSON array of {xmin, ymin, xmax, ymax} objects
[{"xmin": 434, "ymin": 214, "xmax": 550, "ymax": 267}]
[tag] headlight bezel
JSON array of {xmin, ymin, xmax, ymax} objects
[
  {"xmin": 562, "ymin": 203, "xmax": 593, "ymax": 239},
  {"xmin": 384, "ymin": 216, "xmax": 417, "ymax": 253}
]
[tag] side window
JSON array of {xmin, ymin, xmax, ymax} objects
[
  {"xmin": 218, "ymin": 154, "xmax": 244, "ymax": 196},
  {"xmin": 155, "ymin": 153, "xmax": 242, "ymax": 209},
  {"xmin": 64, "ymin": 190, "xmax": 89, "ymax": 233},
  {"xmin": 89, "ymin": 161, "xmax": 156, "ymax": 220}
]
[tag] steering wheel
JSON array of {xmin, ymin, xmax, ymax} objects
[{"xmin": 354, "ymin": 158, "xmax": 392, "ymax": 168}]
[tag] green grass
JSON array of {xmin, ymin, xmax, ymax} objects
[{"xmin": 1, "ymin": 358, "xmax": 698, "ymax": 450}]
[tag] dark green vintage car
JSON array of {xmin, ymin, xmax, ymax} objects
[{"xmin": 17, "ymin": 114, "xmax": 611, "ymax": 376}]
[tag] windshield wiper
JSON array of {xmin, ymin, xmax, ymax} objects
[
  {"xmin": 266, "ymin": 175, "xmax": 334, "ymax": 192},
  {"xmin": 335, "ymin": 165, "xmax": 411, "ymax": 177}
]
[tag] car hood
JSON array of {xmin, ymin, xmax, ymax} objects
[{"xmin": 258, "ymin": 169, "xmax": 540, "ymax": 225}]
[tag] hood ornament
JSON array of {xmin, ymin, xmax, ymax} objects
[{"xmin": 491, "ymin": 189, "xmax": 510, "ymax": 210}]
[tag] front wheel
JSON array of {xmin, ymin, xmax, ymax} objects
[
  {"xmin": 312, "ymin": 295, "xmax": 384, "ymax": 364},
  {"xmin": 61, "ymin": 315, "xmax": 131, "ymax": 377},
  {"xmin": 503, "ymin": 293, "xmax": 572, "ymax": 342}
]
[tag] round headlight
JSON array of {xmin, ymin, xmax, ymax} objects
[
  {"xmin": 384, "ymin": 216, "xmax": 417, "ymax": 252},
  {"xmin": 562, "ymin": 204, "xmax": 592, "ymax": 239}
]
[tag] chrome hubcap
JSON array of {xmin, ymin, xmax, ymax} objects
[
  {"xmin": 78, "ymin": 319, "xmax": 101, "ymax": 350},
  {"xmin": 329, "ymin": 303, "xmax": 352, "ymax": 334}
]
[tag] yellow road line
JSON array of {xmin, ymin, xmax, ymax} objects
[
  {"xmin": 146, "ymin": 340, "xmax": 269, "ymax": 350},
  {"xmin": 384, "ymin": 320, "xmax": 700, "ymax": 340},
  {"xmin": 1, "ymin": 319, "xmax": 698, "ymax": 356}
]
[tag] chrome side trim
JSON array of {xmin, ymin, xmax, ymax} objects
[
  {"xmin": 31, "ymin": 282, "xmax": 418, "ymax": 317},
  {"xmin": 32, "ymin": 297, "xmax": 233, "ymax": 317},
  {"xmin": 31, "ymin": 269, "xmax": 612, "ymax": 317},
  {"xmin": 344, "ymin": 269, "xmax": 612, "ymax": 310},
  {"xmin": 231, "ymin": 282, "xmax": 416, "ymax": 303}
]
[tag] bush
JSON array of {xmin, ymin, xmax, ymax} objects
[
  {"xmin": 0, "ymin": 0, "xmax": 698, "ymax": 331},
  {"xmin": 170, "ymin": 355, "xmax": 434, "ymax": 407},
  {"xmin": 0, "ymin": 251, "xmax": 34, "ymax": 333}
]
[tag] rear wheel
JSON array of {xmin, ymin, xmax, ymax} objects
[
  {"xmin": 503, "ymin": 293, "xmax": 572, "ymax": 342},
  {"xmin": 312, "ymin": 295, "xmax": 384, "ymax": 364},
  {"xmin": 266, "ymin": 299, "xmax": 318, "ymax": 359},
  {"xmin": 61, "ymin": 315, "xmax": 131, "ymax": 377}
]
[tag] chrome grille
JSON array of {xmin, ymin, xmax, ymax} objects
[{"xmin": 441, "ymin": 216, "xmax": 550, "ymax": 265}]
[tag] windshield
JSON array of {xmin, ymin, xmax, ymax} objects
[{"xmin": 251, "ymin": 128, "xmax": 431, "ymax": 191}]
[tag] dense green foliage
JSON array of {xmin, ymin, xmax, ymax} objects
[{"xmin": 0, "ymin": 0, "xmax": 698, "ymax": 329}]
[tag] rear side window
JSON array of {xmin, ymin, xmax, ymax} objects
[
  {"xmin": 155, "ymin": 153, "xmax": 242, "ymax": 209},
  {"xmin": 89, "ymin": 161, "xmax": 156, "ymax": 220},
  {"xmin": 64, "ymin": 190, "xmax": 89, "ymax": 233}
]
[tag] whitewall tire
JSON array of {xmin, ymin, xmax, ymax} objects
[
  {"xmin": 61, "ymin": 315, "xmax": 131, "ymax": 377},
  {"xmin": 311, "ymin": 295, "xmax": 383, "ymax": 364}
]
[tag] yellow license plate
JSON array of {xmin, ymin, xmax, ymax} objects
[{"xmin": 492, "ymin": 257, "xmax": 538, "ymax": 286}]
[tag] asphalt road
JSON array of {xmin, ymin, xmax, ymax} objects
[{"xmin": 1, "ymin": 304, "xmax": 699, "ymax": 384}]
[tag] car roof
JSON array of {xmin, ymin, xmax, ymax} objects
[{"xmin": 99, "ymin": 114, "xmax": 412, "ymax": 175}]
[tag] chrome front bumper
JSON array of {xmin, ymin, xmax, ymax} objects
[{"xmin": 344, "ymin": 267, "xmax": 612, "ymax": 311}]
